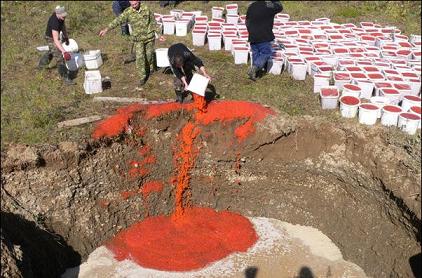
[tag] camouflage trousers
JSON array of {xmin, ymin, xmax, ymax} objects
[
  {"xmin": 134, "ymin": 39, "xmax": 156, "ymax": 80},
  {"xmin": 38, "ymin": 36, "xmax": 64, "ymax": 69}
]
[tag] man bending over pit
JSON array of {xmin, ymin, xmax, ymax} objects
[{"xmin": 168, "ymin": 43, "xmax": 211, "ymax": 103}]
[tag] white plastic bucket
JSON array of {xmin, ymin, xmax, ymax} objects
[
  {"xmin": 223, "ymin": 35, "xmax": 236, "ymax": 51},
  {"xmin": 381, "ymin": 105, "xmax": 402, "ymax": 126},
  {"xmin": 226, "ymin": 4, "xmax": 238, "ymax": 15},
  {"xmin": 398, "ymin": 112, "xmax": 421, "ymax": 135},
  {"xmin": 233, "ymin": 47, "xmax": 249, "ymax": 64},
  {"xmin": 208, "ymin": 35, "xmax": 222, "ymax": 51},
  {"xmin": 212, "ymin": 7, "xmax": 224, "ymax": 19},
  {"xmin": 268, "ymin": 58, "xmax": 284, "ymax": 75},
  {"xmin": 291, "ymin": 63, "xmax": 307, "ymax": 80},
  {"xmin": 313, "ymin": 74, "xmax": 330, "ymax": 93},
  {"xmin": 155, "ymin": 48, "xmax": 170, "ymax": 67},
  {"xmin": 358, "ymin": 103, "xmax": 379, "ymax": 125},
  {"xmin": 379, "ymin": 88, "xmax": 401, "ymax": 105},
  {"xmin": 342, "ymin": 83, "xmax": 361, "ymax": 98},
  {"xmin": 163, "ymin": 20, "xmax": 175, "ymax": 35},
  {"xmin": 401, "ymin": 95, "xmax": 421, "ymax": 112},
  {"xmin": 83, "ymin": 50, "xmax": 102, "ymax": 70},
  {"xmin": 340, "ymin": 95, "xmax": 360, "ymax": 118},
  {"xmin": 370, "ymin": 96, "xmax": 390, "ymax": 118},
  {"xmin": 320, "ymin": 87, "xmax": 339, "ymax": 109},
  {"xmin": 83, "ymin": 70, "xmax": 102, "ymax": 94},
  {"xmin": 409, "ymin": 106, "xmax": 421, "ymax": 129},
  {"xmin": 355, "ymin": 79, "xmax": 374, "ymax": 99},
  {"xmin": 186, "ymin": 73, "xmax": 210, "ymax": 96},
  {"xmin": 407, "ymin": 79, "xmax": 421, "ymax": 95},
  {"xmin": 226, "ymin": 15, "xmax": 239, "ymax": 24},
  {"xmin": 192, "ymin": 30, "xmax": 206, "ymax": 46},
  {"xmin": 62, "ymin": 39, "xmax": 78, "ymax": 52},
  {"xmin": 175, "ymin": 20, "xmax": 189, "ymax": 36}
]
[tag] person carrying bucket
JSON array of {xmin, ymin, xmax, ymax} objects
[
  {"xmin": 38, "ymin": 5, "xmax": 74, "ymax": 85},
  {"xmin": 246, "ymin": 1, "xmax": 283, "ymax": 81},
  {"xmin": 167, "ymin": 43, "xmax": 211, "ymax": 103},
  {"xmin": 99, "ymin": 0, "xmax": 164, "ymax": 86}
]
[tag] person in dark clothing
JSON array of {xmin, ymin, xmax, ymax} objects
[
  {"xmin": 168, "ymin": 43, "xmax": 211, "ymax": 103},
  {"xmin": 112, "ymin": 1, "xmax": 131, "ymax": 36},
  {"xmin": 38, "ymin": 5, "xmax": 74, "ymax": 85},
  {"xmin": 246, "ymin": 1, "xmax": 283, "ymax": 81}
]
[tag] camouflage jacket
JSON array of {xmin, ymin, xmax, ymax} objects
[{"xmin": 108, "ymin": 3, "xmax": 159, "ymax": 42}]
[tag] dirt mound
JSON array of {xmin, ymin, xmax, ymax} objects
[{"xmin": 1, "ymin": 101, "xmax": 420, "ymax": 277}]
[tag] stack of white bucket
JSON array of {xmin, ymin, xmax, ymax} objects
[
  {"xmin": 266, "ymin": 15, "xmax": 421, "ymax": 135},
  {"xmin": 83, "ymin": 50, "xmax": 103, "ymax": 94},
  {"xmin": 156, "ymin": 4, "xmax": 251, "ymax": 65}
]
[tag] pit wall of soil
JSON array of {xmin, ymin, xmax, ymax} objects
[{"xmin": 1, "ymin": 113, "xmax": 420, "ymax": 277}]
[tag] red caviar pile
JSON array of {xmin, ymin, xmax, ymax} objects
[
  {"xmin": 106, "ymin": 207, "xmax": 258, "ymax": 271},
  {"xmin": 94, "ymin": 97, "xmax": 275, "ymax": 271}
]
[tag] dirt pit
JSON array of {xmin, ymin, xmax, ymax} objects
[{"xmin": 1, "ymin": 100, "xmax": 421, "ymax": 278}]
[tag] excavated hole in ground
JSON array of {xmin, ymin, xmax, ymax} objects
[{"xmin": 1, "ymin": 106, "xmax": 420, "ymax": 278}]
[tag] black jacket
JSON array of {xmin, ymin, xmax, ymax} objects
[
  {"xmin": 246, "ymin": 1, "xmax": 283, "ymax": 44},
  {"xmin": 168, "ymin": 43, "xmax": 204, "ymax": 80}
]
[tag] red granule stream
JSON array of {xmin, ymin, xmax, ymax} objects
[{"xmin": 94, "ymin": 99, "xmax": 275, "ymax": 271}]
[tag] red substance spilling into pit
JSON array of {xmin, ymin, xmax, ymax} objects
[
  {"xmin": 95, "ymin": 100, "xmax": 273, "ymax": 271},
  {"xmin": 106, "ymin": 207, "xmax": 258, "ymax": 271},
  {"xmin": 92, "ymin": 104, "xmax": 143, "ymax": 139}
]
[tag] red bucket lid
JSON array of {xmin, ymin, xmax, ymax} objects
[
  {"xmin": 360, "ymin": 103, "xmax": 379, "ymax": 110},
  {"xmin": 382, "ymin": 88, "xmax": 400, "ymax": 95},
  {"xmin": 343, "ymin": 84, "xmax": 361, "ymax": 91},
  {"xmin": 410, "ymin": 106, "xmax": 421, "ymax": 114},
  {"xmin": 383, "ymin": 105, "xmax": 402, "ymax": 113},
  {"xmin": 340, "ymin": 96, "xmax": 360, "ymax": 105},
  {"xmin": 404, "ymin": 95, "xmax": 421, "ymax": 102},
  {"xmin": 321, "ymin": 88, "xmax": 339, "ymax": 97},
  {"xmin": 400, "ymin": 112, "xmax": 421, "ymax": 120}
]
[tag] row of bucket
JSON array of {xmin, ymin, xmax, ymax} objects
[{"xmin": 319, "ymin": 85, "xmax": 421, "ymax": 134}]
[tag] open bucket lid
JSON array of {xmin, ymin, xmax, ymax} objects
[{"xmin": 62, "ymin": 39, "xmax": 78, "ymax": 53}]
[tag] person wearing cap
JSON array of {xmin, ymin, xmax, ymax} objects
[
  {"xmin": 38, "ymin": 5, "xmax": 74, "ymax": 85},
  {"xmin": 246, "ymin": 1, "xmax": 283, "ymax": 81},
  {"xmin": 168, "ymin": 43, "xmax": 211, "ymax": 103},
  {"xmin": 99, "ymin": 0, "xmax": 164, "ymax": 86}
]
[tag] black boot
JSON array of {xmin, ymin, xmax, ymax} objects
[
  {"xmin": 38, "ymin": 53, "xmax": 52, "ymax": 69},
  {"xmin": 247, "ymin": 65, "xmax": 258, "ymax": 81},
  {"xmin": 175, "ymin": 90, "xmax": 185, "ymax": 103}
]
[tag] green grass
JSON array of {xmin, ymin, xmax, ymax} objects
[{"xmin": 1, "ymin": 1, "xmax": 421, "ymax": 148}]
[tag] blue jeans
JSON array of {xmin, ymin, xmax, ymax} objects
[
  {"xmin": 112, "ymin": 1, "xmax": 130, "ymax": 36},
  {"xmin": 250, "ymin": 41, "xmax": 273, "ymax": 70}
]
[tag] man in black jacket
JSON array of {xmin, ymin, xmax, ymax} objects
[
  {"xmin": 168, "ymin": 43, "xmax": 211, "ymax": 103},
  {"xmin": 246, "ymin": 1, "xmax": 283, "ymax": 81}
]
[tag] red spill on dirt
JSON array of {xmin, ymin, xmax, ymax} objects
[
  {"xmin": 140, "ymin": 181, "xmax": 164, "ymax": 199},
  {"xmin": 105, "ymin": 207, "xmax": 258, "ymax": 271},
  {"xmin": 95, "ymin": 99, "xmax": 274, "ymax": 271},
  {"xmin": 92, "ymin": 104, "xmax": 142, "ymax": 139}
]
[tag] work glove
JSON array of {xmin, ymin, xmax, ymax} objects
[
  {"xmin": 63, "ymin": 51, "xmax": 71, "ymax": 61},
  {"xmin": 64, "ymin": 37, "xmax": 70, "ymax": 46}
]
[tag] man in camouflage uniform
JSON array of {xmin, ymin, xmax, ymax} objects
[{"xmin": 100, "ymin": 0, "xmax": 163, "ymax": 86}]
